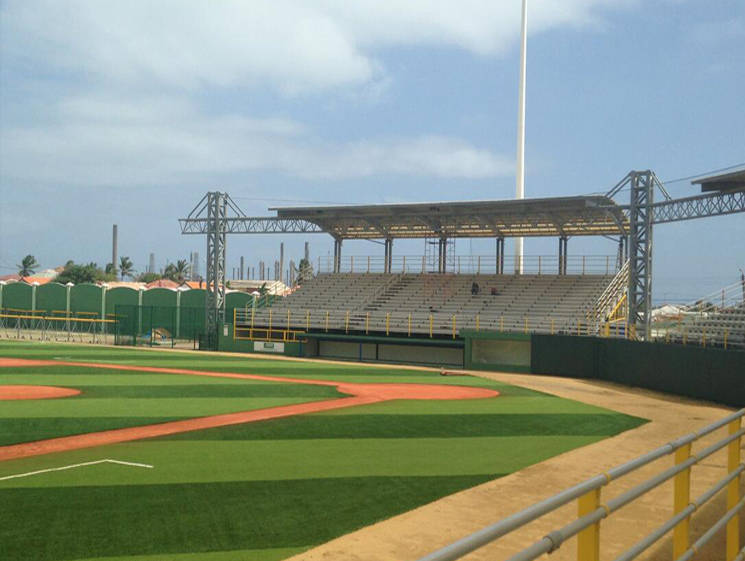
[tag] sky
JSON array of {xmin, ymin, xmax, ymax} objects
[{"xmin": 0, "ymin": 0, "xmax": 743, "ymax": 303}]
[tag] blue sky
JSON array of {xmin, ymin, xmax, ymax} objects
[{"xmin": 0, "ymin": 0, "xmax": 743, "ymax": 302}]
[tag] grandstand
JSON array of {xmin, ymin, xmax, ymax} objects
[
  {"xmin": 238, "ymin": 271, "xmax": 617, "ymax": 337},
  {"xmin": 654, "ymin": 280, "xmax": 745, "ymax": 349}
]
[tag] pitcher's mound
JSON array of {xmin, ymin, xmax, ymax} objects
[{"xmin": 0, "ymin": 385, "xmax": 81, "ymax": 400}]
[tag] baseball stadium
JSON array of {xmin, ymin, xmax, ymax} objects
[
  {"xmin": 1, "ymin": 168, "xmax": 744, "ymax": 561},
  {"xmin": 1, "ymin": 1, "xmax": 745, "ymax": 559}
]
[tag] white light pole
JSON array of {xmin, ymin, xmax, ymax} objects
[{"xmin": 515, "ymin": 0, "xmax": 528, "ymax": 274}]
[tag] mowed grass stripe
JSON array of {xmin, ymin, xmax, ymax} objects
[
  {"xmin": 157, "ymin": 413, "xmax": 646, "ymax": 441},
  {"xmin": 0, "ymin": 475, "xmax": 497, "ymax": 561},
  {"xmin": 0, "ymin": 417, "xmax": 188, "ymax": 446},
  {"xmin": 0, "ymin": 436, "xmax": 605, "ymax": 488},
  {"xmin": 0, "ymin": 342, "xmax": 436, "ymax": 378},
  {"xmin": 0, "ymin": 397, "xmax": 327, "ymax": 419}
]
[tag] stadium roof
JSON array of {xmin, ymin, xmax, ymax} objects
[
  {"xmin": 271, "ymin": 194, "xmax": 628, "ymax": 239},
  {"xmin": 692, "ymin": 169, "xmax": 745, "ymax": 192}
]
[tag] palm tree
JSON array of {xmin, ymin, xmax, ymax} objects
[
  {"xmin": 174, "ymin": 259, "xmax": 190, "ymax": 283},
  {"xmin": 119, "ymin": 256, "xmax": 134, "ymax": 280},
  {"xmin": 17, "ymin": 255, "xmax": 38, "ymax": 277}
]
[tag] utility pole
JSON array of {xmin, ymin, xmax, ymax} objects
[{"xmin": 515, "ymin": 0, "xmax": 528, "ymax": 274}]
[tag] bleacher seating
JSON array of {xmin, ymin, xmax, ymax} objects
[
  {"xmin": 242, "ymin": 273, "xmax": 614, "ymax": 337},
  {"xmin": 668, "ymin": 306, "xmax": 745, "ymax": 348}
]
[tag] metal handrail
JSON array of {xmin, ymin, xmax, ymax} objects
[{"xmin": 417, "ymin": 409, "xmax": 744, "ymax": 561}]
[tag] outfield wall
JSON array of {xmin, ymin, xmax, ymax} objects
[
  {"xmin": 0, "ymin": 283, "xmax": 253, "ymax": 320},
  {"xmin": 530, "ymin": 335, "xmax": 745, "ymax": 408}
]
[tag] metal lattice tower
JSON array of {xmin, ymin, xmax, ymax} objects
[
  {"xmin": 607, "ymin": 170, "xmax": 670, "ymax": 340},
  {"xmin": 627, "ymin": 172, "xmax": 654, "ymax": 339},
  {"xmin": 205, "ymin": 192, "xmax": 228, "ymax": 337}
]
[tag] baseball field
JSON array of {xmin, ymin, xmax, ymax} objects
[{"xmin": 0, "ymin": 341, "xmax": 646, "ymax": 561}]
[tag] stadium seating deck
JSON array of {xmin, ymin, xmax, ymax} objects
[
  {"xmin": 241, "ymin": 273, "xmax": 614, "ymax": 336},
  {"xmin": 667, "ymin": 306, "xmax": 745, "ymax": 348}
]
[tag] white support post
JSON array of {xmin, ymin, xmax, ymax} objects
[{"xmin": 514, "ymin": 0, "xmax": 528, "ymax": 275}]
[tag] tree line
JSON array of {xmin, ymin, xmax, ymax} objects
[{"xmin": 16, "ymin": 255, "xmax": 192, "ymax": 285}]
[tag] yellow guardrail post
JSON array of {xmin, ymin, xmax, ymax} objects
[
  {"xmin": 577, "ymin": 320, "xmax": 581, "ymax": 336},
  {"xmin": 306, "ymin": 310, "xmax": 310, "ymax": 331},
  {"xmin": 500, "ymin": 316, "xmax": 504, "ymax": 332},
  {"xmin": 268, "ymin": 309, "xmax": 273, "ymax": 337},
  {"xmin": 452, "ymin": 315, "xmax": 457, "ymax": 339},
  {"xmin": 702, "ymin": 327, "xmax": 706, "ymax": 348},
  {"xmin": 727, "ymin": 417, "xmax": 742, "ymax": 561},
  {"xmin": 386, "ymin": 312, "xmax": 390, "ymax": 336},
  {"xmin": 724, "ymin": 329, "xmax": 728, "ymax": 350},
  {"xmin": 287, "ymin": 309, "xmax": 291, "ymax": 331},
  {"xmin": 325, "ymin": 310, "xmax": 329, "ymax": 333},
  {"xmin": 475, "ymin": 315, "xmax": 480, "ymax": 332},
  {"xmin": 233, "ymin": 308, "xmax": 237, "ymax": 340},
  {"xmin": 524, "ymin": 317, "xmax": 528, "ymax": 334},
  {"xmin": 683, "ymin": 328, "xmax": 687, "ymax": 345},
  {"xmin": 250, "ymin": 307, "xmax": 255, "ymax": 339},
  {"xmin": 429, "ymin": 314, "xmax": 433, "ymax": 338},
  {"xmin": 577, "ymin": 488, "xmax": 601, "ymax": 561},
  {"xmin": 366, "ymin": 312, "xmax": 370, "ymax": 334},
  {"xmin": 345, "ymin": 310, "xmax": 349, "ymax": 334},
  {"xmin": 673, "ymin": 443, "xmax": 692, "ymax": 558},
  {"xmin": 408, "ymin": 313, "xmax": 412, "ymax": 337},
  {"xmin": 551, "ymin": 318, "xmax": 555, "ymax": 335}
]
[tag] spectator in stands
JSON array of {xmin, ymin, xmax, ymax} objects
[
  {"xmin": 471, "ymin": 281, "xmax": 480, "ymax": 295},
  {"xmin": 490, "ymin": 287, "xmax": 500, "ymax": 296}
]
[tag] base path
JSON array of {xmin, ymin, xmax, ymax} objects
[{"xmin": 0, "ymin": 358, "xmax": 498, "ymax": 462}]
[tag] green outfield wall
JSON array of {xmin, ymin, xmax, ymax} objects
[
  {"xmin": 35, "ymin": 283, "xmax": 67, "ymax": 314},
  {"xmin": 531, "ymin": 335, "xmax": 745, "ymax": 407}
]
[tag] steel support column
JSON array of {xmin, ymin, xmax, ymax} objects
[
  {"xmin": 439, "ymin": 237, "xmax": 448, "ymax": 274},
  {"xmin": 558, "ymin": 236, "xmax": 568, "ymax": 275},
  {"xmin": 205, "ymin": 191, "xmax": 227, "ymax": 341},
  {"xmin": 616, "ymin": 237, "xmax": 627, "ymax": 271},
  {"xmin": 627, "ymin": 171, "xmax": 655, "ymax": 340},
  {"xmin": 496, "ymin": 237, "xmax": 505, "ymax": 275},
  {"xmin": 333, "ymin": 239, "xmax": 343, "ymax": 273},
  {"xmin": 383, "ymin": 239, "xmax": 393, "ymax": 273}
]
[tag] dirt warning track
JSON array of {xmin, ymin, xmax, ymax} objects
[{"xmin": 0, "ymin": 358, "xmax": 498, "ymax": 462}]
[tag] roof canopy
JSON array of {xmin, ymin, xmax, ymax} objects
[
  {"xmin": 272, "ymin": 195, "xmax": 627, "ymax": 240},
  {"xmin": 692, "ymin": 169, "xmax": 745, "ymax": 192}
]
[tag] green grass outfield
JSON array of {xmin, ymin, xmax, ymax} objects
[{"xmin": 0, "ymin": 341, "xmax": 647, "ymax": 561}]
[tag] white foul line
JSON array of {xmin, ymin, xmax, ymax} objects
[{"xmin": 0, "ymin": 459, "xmax": 153, "ymax": 481}]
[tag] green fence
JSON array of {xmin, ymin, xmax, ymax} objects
[
  {"xmin": 530, "ymin": 334, "xmax": 745, "ymax": 408},
  {"xmin": 114, "ymin": 305, "xmax": 205, "ymax": 349}
]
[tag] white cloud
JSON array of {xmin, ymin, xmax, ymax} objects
[
  {"xmin": 0, "ymin": 95, "xmax": 511, "ymax": 186},
  {"xmin": 0, "ymin": 0, "xmax": 633, "ymax": 187},
  {"xmin": 1, "ymin": 0, "xmax": 635, "ymax": 94}
]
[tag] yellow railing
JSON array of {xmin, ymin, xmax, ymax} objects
[
  {"xmin": 418, "ymin": 409, "xmax": 745, "ymax": 561},
  {"xmin": 231, "ymin": 308, "xmax": 739, "ymax": 349}
]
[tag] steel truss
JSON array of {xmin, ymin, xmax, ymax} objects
[
  {"xmin": 180, "ymin": 171, "xmax": 744, "ymax": 347},
  {"xmin": 180, "ymin": 217, "xmax": 323, "ymax": 234},
  {"xmin": 205, "ymin": 192, "xmax": 228, "ymax": 339},
  {"xmin": 651, "ymin": 189, "xmax": 745, "ymax": 224},
  {"xmin": 626, "ymin": 171, "xmax": 658, "ymax": 339}
]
